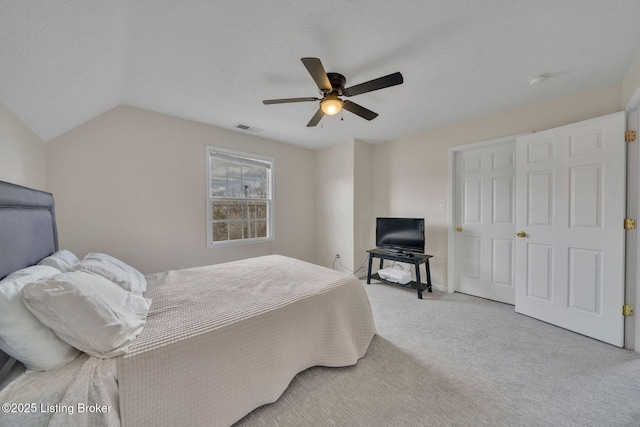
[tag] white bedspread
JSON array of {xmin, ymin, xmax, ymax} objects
[
  {"xmin": 0, "ymin": 255, "xmax": 375, "ymax": 427},
  {"xmin": 0, "ymin": 354, "xmax": 119, "ymax": 427},
  {"xmin": 118, "ymin": 255, "xmax": 376, "ymax": 427}
]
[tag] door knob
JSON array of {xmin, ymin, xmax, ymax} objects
[
  {"xmin": 456, "ymin": 227, "xmax": 463, "ymax": 232},
  {"xmin": 516, "ymin": 231, "xmax": 527, "ymax": 238}
]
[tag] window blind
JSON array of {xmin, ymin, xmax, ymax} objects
[{"xmin": 209, "ymin": 151, "xmax": 271, "ymax": 170}]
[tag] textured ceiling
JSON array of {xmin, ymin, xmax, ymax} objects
[{"xmin": 2, "ymin": 1, "xmax": 640, "ymax": 149}]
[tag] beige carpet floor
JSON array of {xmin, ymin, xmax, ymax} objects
[{"xmin": 235, "ymin": 281, "xmax": 640, "ymax": 426}]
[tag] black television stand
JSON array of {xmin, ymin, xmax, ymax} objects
[{"xmin": 366, "ymin": 248, "xmax": 433, "ymax": 299}]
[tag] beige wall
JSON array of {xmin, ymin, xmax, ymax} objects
[
  {"xmin": 46, "ymin": 105, "xmax": 316, "ymax": 274},
  {"xmin": 313, "ymin": 139, "xmax": 373, "ymax": 277},
  {"xmin": 0, "ymin": 102, "xmax": 46, "ymax": 190},
  {"xmin": 353, "ymin": 140, "xmax": 374, "ymax": 276},
  {"xmin": 314, "ymin": 140, "xmax": 355, "ymax": 271},
  {"xmin": 372, "ymin": 82, "xmax": 624, "ymax": 288}
]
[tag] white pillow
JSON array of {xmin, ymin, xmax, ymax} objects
[
  {"xmin": 1, "ymin": 265, "xmax": 61, "ymax": 284},
  {"xmin": 22, "ymin": 271, "xmax": 152, "ymax": 358},
  {"xmin": 0, "ymin": 266, "xmax": 80, "ymax": 371},
  {"xmin": 75, "ymin": 253, "xmax": 147, "ymax": 295},
  {"xmin": 73, "ymin": 259, "xmax": 142, "ymax": 295},
  {"xmin": 37, "ymin": 250, "xmax": 79, "ymax": 273}
]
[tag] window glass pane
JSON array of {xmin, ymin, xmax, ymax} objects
[
  {"xmin": 257, "ymin": 168, "xmax": 268, "ymax": 199},
  {"xmin": 226, "ymin": 178, "xmax": 242, "ymax": 197},
  {"xmin": 256, "ymin": 168, "xmax": 267, "ymax": 193},
  {"xmin": 246, "ymin": 202, "xmax": 256, "ymax": 219},
  {"xmin": 210, "ymin": 177, "xmax": 227, "ymax": 197},
  {"xmin": 255, "ymin": 202, "xmax": 267, "ymax": 219},
  {"xmin": 229, "ymin": 222, "xmax": 243, "ymax": 240},
  {"xmin": 210, "ymin": 159, "xmax": 229, "ymax": 194},
  {"xmin": 242, "ymin": 166, "xmax": 267, "ymax": 198},
  {"xmin": 212, "ymin": 222, "xmax": 228, "ymax": 242},
  {"xmin": 256, "ymin": 220, "xmax": 267, "ymax": 238},
  {"xmin": 227, "ymin": 164, "xmax": 241, "ymax": 179},
  {"xmin": 243, "ymin": 221, "xmax": 255, "ymax": 239},
  {"xmin": 210, "ymin": 158, "xmax": 225, "ymax": 175},
  {"xmin": 254, "ymin": 182, "xmax": 267, "ymax": 199},
  {"xmin": 228, "ymin": 201, "xmax": 243, "ymax": 220},
  {"xmin": 212, "ymin": 202, "xmax": 228, "ymax": 220}
]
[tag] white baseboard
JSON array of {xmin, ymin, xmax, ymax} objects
[{"xmin": 431, "ymin": 284, "xmax": 447, "ymax": 292}]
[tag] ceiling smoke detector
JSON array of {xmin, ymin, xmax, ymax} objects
[{"xmin": 529, "ymin": 74, "xmax": 550, "ymax": 86}]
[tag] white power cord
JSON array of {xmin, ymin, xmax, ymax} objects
[{"xmin": 332, "ymin": 244, "xmax": 375, "ymax": 275}]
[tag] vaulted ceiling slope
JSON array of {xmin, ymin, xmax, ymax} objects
[{"xmin": 2, "ymin": 1, "xmax": 640, "ymax": 149}]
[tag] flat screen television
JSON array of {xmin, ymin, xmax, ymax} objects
[{"xmin": 376, "ymin": 217, "xmax": 425, "ymax": 254}]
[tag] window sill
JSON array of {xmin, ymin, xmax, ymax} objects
[{"xmin": 207, "ymin": 237, "xmax": 274, "ymax": 249}]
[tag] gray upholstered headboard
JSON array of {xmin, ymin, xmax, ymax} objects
[
  {"xmin": 0, "ymin": 180, "xmax": 58, "ymax": 279},
  {"xmin": 0, "ymin": 180, "xmax": 59, "ymax": 369}
]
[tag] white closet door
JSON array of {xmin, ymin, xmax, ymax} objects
[
  {"xmin": 454, "ymin": 141, "xmax": 516, "ymax": 304},
  {"xmin": 514, "ymin": 112, "xmax": 626, "ymax": 347}
]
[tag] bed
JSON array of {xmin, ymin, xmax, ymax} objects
[{"xmin": 0, "ymin": 180, "xmax": 376, "ymax": 426}]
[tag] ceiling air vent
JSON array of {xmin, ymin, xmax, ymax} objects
[{"xmin": 234, "ymin": 123, "xmax": 262, "ymax": 133}]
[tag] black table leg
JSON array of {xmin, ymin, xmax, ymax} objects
[
  {"xmin": 415, "ymin": 261, "xmax": 422, "ymax": 299},
  {"xmin": 425, "ymin": 259, "xmax": 432, "ymax": 292},
  {"xmin": 366, "ymin": 253, "xmax": 374, "ymax": 284}
]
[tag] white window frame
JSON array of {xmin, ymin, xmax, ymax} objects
[{"xmin": 206, "ymin": 145, "xmax": 274, "ymax": 248}]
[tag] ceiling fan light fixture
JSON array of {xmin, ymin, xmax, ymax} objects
[{"xmin": 320, "ymin": 95, "xmax": 343, "ymax": 115}]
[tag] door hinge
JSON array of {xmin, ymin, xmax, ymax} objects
[
  {"xmin": 623, "ymin": 305, "xmax": 634, "ymax": 317},
  {"xmin": 626, "ymin": 130, "xmax": 637, "ymax": 142},
  {"xmin": 624, "ymin": 218, "xmax": 636, "ymax": 230}
]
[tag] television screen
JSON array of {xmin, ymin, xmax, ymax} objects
[{"xmin": 376, "ymin": 217, "xmax": 425, "ymax": 254}]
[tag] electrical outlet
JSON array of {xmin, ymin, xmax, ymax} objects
[{"xmin": 335, "ymin": 253, "xmax": 340, "ymax": 259}]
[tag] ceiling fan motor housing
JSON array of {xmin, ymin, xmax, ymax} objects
[{"xmin": 326, "ymin": 72, "xmax": 346, "ymax": 95}]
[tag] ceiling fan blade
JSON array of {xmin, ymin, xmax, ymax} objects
[
  {"xmin": 301, "ymin": 58, "xmax": 332, "ymax": 91},
  {"xmin": 263, "ymin": 97, "xmax": 319, "ymax": 105},
  {"xmin": 306, "ymin": 108, "xmax": 325, "ymax": 127},
  {"xmin": 344, "ymin": 72, "xmax": 403, "ymax": 97},
  {"xmin": 343, "ymin": 100, "xmax": 378, "ymax": 121}
]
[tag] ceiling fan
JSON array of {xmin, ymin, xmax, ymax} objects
[{"xmin": 263, "ymin": 57, "xmax": 404, "ymax": 127}]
